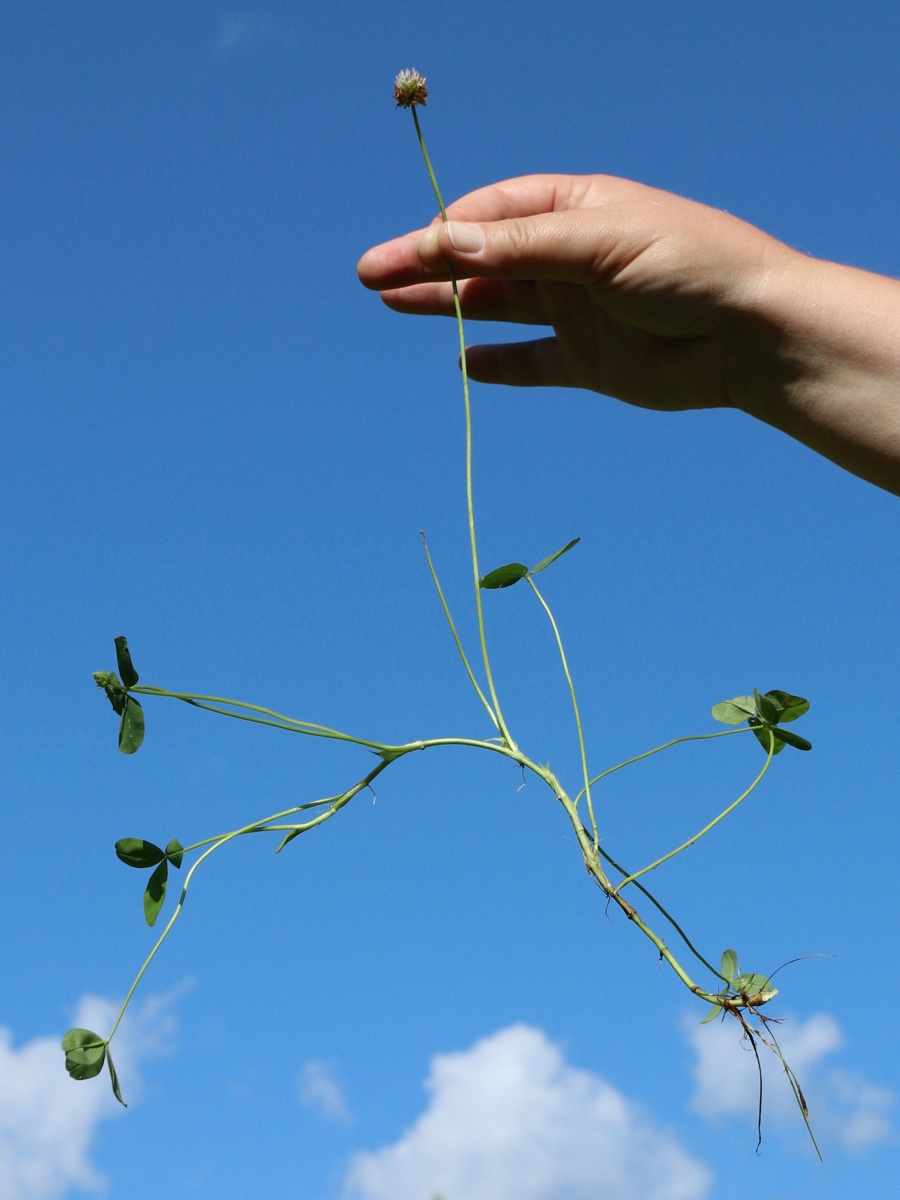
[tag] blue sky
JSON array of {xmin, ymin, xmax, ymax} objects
[{"xmin": 2, "ymin": 3, "xmax": 898, "ymax": 1198}]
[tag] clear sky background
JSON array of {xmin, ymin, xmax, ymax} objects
[{"xmin": 2, "ymin": 3, "xmax": 898, "ymax": 1199}]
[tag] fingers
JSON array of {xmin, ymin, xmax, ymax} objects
[
  {"xmin": 357, "ymin": 174, "xmax": 658, "ymax": 292},
  {"xmin": 380, "ymin": 277, "xmax": 553, "ymax": 326},
  {"xmin": 413, "ymin": 206, "xmax": 654, "ymax": 289},
  {"xmin": 465, "ymin": 338, "xmax": 572, "ymax": 388}
]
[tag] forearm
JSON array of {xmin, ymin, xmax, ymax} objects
[{"xmin": 742, "ymin": 253, "xmax": 900, "ymax": 496}]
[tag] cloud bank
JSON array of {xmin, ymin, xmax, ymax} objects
[{"xmin": 342, "ymin": 1024, "xmax": 711, "ymax": 1200}]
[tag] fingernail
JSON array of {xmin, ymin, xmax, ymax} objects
[
  {"xmin": 446, "ymin": 221, "xmax": 485, "ymax": 253},
  {"xmin": 416, "ymin": 226, "xmax": 440, "ymax": 259}
]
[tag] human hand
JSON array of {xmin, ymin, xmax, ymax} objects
[
  {"xmin": 358, "ymin": 174, "xmax": 900, "ymax": 494},
  {"xmin": 357, "ymin": 174, "xmax": 794, "ymax": 415}
]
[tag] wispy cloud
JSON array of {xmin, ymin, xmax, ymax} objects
[
  {"xmin": 342, "ymin": 1024, "xmax": 712, "ymax": 1200},
  {"xmin": 0, "ymin": 989, "xmax": 180, "ymax": 1200},
  {"xmin": 210, "ymin": 14, "xmax": 275, "ymax": 61},
  {"xmin": 686, "ymin": 1011, "xmax": 894, "ymax": 1153},
  {"xmin": 297, "ymin": 1059, "xmax": 353, "ymax": 1124}
]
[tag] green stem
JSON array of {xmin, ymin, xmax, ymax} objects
[
  {"xmin": 613, "ymin": 731, "xmax": 776, "ymax": 893},
  {"xmin": 132, "ymin": 686, "xmax": 390, "ymax": 752},
  {"xmin": 527, "ymin": 576, "xmax": 598, "ymax": 847},
  {"xmin": 410, "ymin": 106, "xmax": 515, "ymax": 752},
  {"xmin": 597, "ymin": 846, "xmax": 723, "ymax": 981},
  {"xmin": 573, "ymin": 727, "xmax": 753, "ymax": 805},
  {"xmin": 420, "ymin": 531, "xmax": 498, "ymax": 730}
]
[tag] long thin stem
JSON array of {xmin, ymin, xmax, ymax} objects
[
  {"xmin": 573, "ymin": 727, "xmax": 752, "ymax": 805},
  {"xmin": 410, "ymin": 106, "xmax": 515, "ymax": 752},
  {"xmin": 613, "ymin": 732, "xmax": 776, "ymax": 893},
  {"xmin": 132, "ymin": 686, "xmax": 391, "ymax": 752},
  {"xmin": 527, "ymin": 576, "xmax": 598, "ymax": 847},
  {"xmin": 420, "ymin": 531, "xmax": 498, "ymax": 730}
]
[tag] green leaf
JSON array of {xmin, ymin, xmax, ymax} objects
[
  {"xmin": 700, "ymin": 1002, "xmax": 723, "ymax": 1024},
  {"xmin": 62, "ymin": 1028, "xmax": 106, "ymax": 1080},
  {"xmin": 769, "ymin": 726, "xmax": 812, "ymax": 752},
  {"xmin": 143, "ymin": 860, "xmax": 168, "ymax": 926},
  {"xmin": 720, "ymin": 948, "xmax": 739, "ymax": 983},
  {"xmin": 94, "ymin": 670, "xmax": 128, "ymax": 716},
  {"xmin": 116, "ymin": 838, "xmax": 165, "ymax": 868},
  {"xmin": 711, "ymin": 696, "xmax": 755, "ymax": 725},
  {"xmin": 165, "ymin": 838, "xmax": 184, "ymax": 869},
  {"xmin": 754, "ymin": 688, "xmax": 781, "ymax": 725},
  {"xmin": 114, "ymin": 636, "xmax": 140, "ymax": 688},
  {"xmin": 751, "ymin": 724, "xmax": 786, "ymax": 755},
  {"xmin": 106, "ymin": 1045, "xmax": 127, "ymax": 1107},
  {"xmin": 117, "ymin": 696, "xmax": 145, "ymax": 755},
  {"xmin": 527, "ymin": 537, "xmax": 581, "ymax": 578},
  {"xmin": 765, "ymin": 690, "xmax": 809, "ymax": 723},
  {"xmin": 62, "ymin": 1027, "xmax": 104, "ymax": 1052},
  {"xmin": 478, "ymin": 562, "xmax": 529, "ymax": 589}
]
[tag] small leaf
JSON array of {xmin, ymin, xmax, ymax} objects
[
  {"xmin": 479, "ymin": 562, "xmax": 529, "ymax": 589},
  {"xmin": 117, "ymin": 696, "xmax": 145, "ymax": 755},
  {"xmin": 116, "ymin": 838, "xmax": 165, "ymax": 868},
  {"xmin": 528, "ymin": 537, "xmax": 580, "ymax": 578},
  {"xmin": 700, "ymin": 1002, "xmax": 723, "ymax": 1024},
  {"xmin": 711, "ymin": 696, "xmax": 755, "ymax": 725},
  {"xmin": 62, "ymin": 1028, "xmax": 104, "ymax": 1052},
  {"xmin": 106, "ymin": 1045, "xmax": 127, "ymax": 1107},
  {"xmin": 751, "ymin": 724, "xmax": 786, "ymax": 755},
  {"xmin": 165, "ymin": 838, "xmax": 184, "ymax": 869},
  {"xmin": 143, "ymin": 861, "xmax": 169, "ymax": 926},
  {"xmin": 755, "ymin": 688, "xmax": 781, "ymax": 725},
  {"xmin": 720, "ymin": 949, "xmax": 739, "ymax": 983},
  {"xmin": 62, "ymin": 1029, "xmax": 106, "ymax": 1080},
  {"xmin": 114, "ymin": 636, "xmax": 140, "ymax": 689},
  {"xmin": 765, "ymin": 690, "xmax": 809, "ymax": 723},
  {"xmin": 769, "ymin": 726, "xmax": 812, "ymax": 752}
]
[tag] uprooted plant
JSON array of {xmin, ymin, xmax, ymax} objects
[{"xmin": 63, "ymin": 69, "xmax": 818, "ymax": 1157}]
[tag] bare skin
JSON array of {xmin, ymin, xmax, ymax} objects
[{"xmin": 357, "ymin": 174, "xmax": 900, "ymax": 496}]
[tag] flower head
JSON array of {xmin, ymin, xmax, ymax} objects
[{"xmin": 393, "ymin": 68, "xmax": 428, "ymax": 108}]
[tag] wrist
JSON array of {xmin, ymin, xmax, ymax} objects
[{"xmin": 739, "ymin": 251, "xmax": 900, "ymax": 493}]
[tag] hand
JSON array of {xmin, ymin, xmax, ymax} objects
[
  {"xmin": 357, "ymin": 175, "xmax": 796, "ymax": 412},
  {"xmin": 358, "ymin": 174, "xmax": 900, "ymax": 494}
]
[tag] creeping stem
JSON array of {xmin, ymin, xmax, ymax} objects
[{"xmin": 106, "ymin": 683, "xmax": 758, "ymax": 1051}]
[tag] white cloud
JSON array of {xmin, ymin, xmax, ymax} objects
[
  {"xmin": 686, "ymin": 1011, "xmax": 894, "ymax": 1153},
  {"xmin": 0, "ymin": 989, "xmax": 179, "ymax": 1200},
  {"xmin": 342, "ymin": 1024, "xmax": 711, "ymax": 1200},
  {"xmin": 211, "ymin": 14, "xmax": 275, "ymax": 60},
  {"xmin": 298, "ymin": 1060, "xmax": 353, "ymax": 1124}
]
